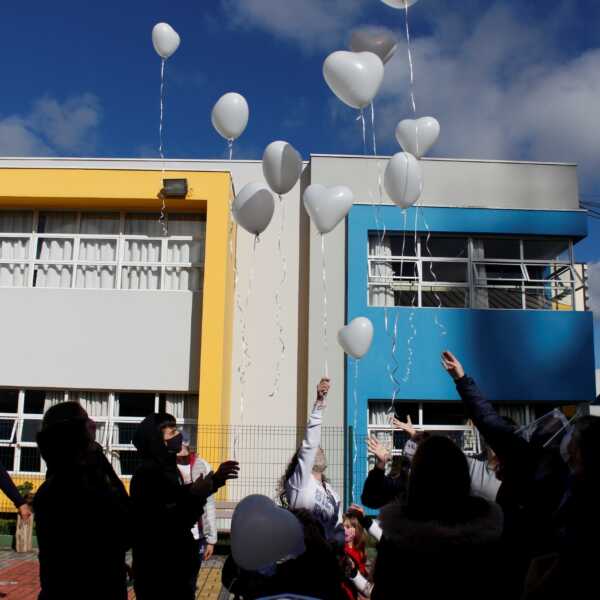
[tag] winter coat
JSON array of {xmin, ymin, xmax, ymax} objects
[
  {"xmin": 361, "ymin": 466, "xmax": 405, "ymax": 510},
  {"xmin": 130, "ymin": 413, "xmax": 209, "ymax": 600},
  {"xmin": 34, "ymin": 434, "xmax": 130, "ymax": 600},
  {"xmin": 372, "ymin": 496, "xmax": 504, "ymax": 600},
  {"xmin": 455, "ymin": 376, "xmax": 568, "ymax": 562}
]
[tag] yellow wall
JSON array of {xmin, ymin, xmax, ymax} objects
[{"xmin": 0, "ymin": 167, "xmax": 235, "ymax": 509}]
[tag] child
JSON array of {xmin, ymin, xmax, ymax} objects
[{"xmin": 342, "ymin": 512, "xmax": 371, "ymax": 599}]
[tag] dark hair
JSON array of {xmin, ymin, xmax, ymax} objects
[
  {"xmin": 571, "ymin": 416, "xmax": 600, "ymax": 478},
  {"xmin": 278, "ymin": 448, "xmax": 329, "ymax": 507},
  {"xmin": 406, "ymin": 435, "xmax": 471, "ymax": 523}
]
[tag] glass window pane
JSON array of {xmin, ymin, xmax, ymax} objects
[
  {"xmin": 166, "ymin": 214, "xmax": 205, "ymax": 237},
  {"xmin": 120, "ymin": 267, "xmax": 161, "ymax": 290},
  {"xmin": 19, "ymin": 447, "xmax": 41, "ymax": 472},
  {"xmin": 117, "ymin": 450, "xmax": 143, "ymax": 476},
  {"xmin": 0, "ymin": 211, "xmax": 33, "ymax": 233},
  {"xmin": 390, "ymin": 235, "xmax": 416, "ymax": 257},
  {"xmin": 117, "ymin": 393, "xmax": 155, "ymax": 418},
  {"xmin": 124, "ymin": 240, "xmax": 161, "ymax": 263},
  {"xmin": 80, "ymin": 213, "xmax": 120, "ymax": 235},
  {"xmin": 394, "ymin": 288, "xmax": 418, "ymax": 306},
  {"xmin": 0, "ymin": 238, "xmax": 30, "ymax": 260},
  {"xmin": 37, "ymin": 238, "xmax": 74, "ymax": 261},
  {"xmin": 38, "ymin": 212, "xmax": 78, "ymax": 234},
  {"xmin": 24, "ymin": 391, "xmax": 45, "ymax": 414},
  {"xmin": 523, "ymin": 239, "xmax": 570, "ymax": 261},
  {"xmin": 79, "ymin": 239, "xmax": 117, "ymax": 262},
  {"xmin": 0, "ymin": 447, "xmax": 15, "ymax": 470},
  {"xmin": 422, "ymin": 262, "xmax": 467, "ymax": 283},
  {"xmin": 422, "ymin": 403, "xmax": 467, "ymax": 425},
  {"xmin": 422, "ymin": 288, "xmax": 468, "ymax": 308},
  {"xmin": 21, "ymin": 419, "xmax": 42, "ymax": 443},
  {"xmin": 114, "ymin": 422, "xmax": 139, "ymax": 445},
  {"xmin": 473, "ymin": 238, "xmax": 520, "ymax": 259},
  {"xmin": 0, "ymin": 390, "xmax": 19, "ymax": 414},
  {"xmin": 476, "ymin": 288, "xmax": 523, "ymax": 309},
  {"xmin": 421, "ymin": 236, "xmax": 468, "ymax": 258},
  {"xmin": 75, "ymin": 266, "xmax": 116, "ymax": 289},
  {"xmin": 164, "ymin": 267, "xmax": 202, "ymax": 291},
  {"xmin": 475, "ymin": 264, "xmax": 523, "ymax": 280},
  {"xmin": 0, "ymin": 264, "xmax": 29, "ymax": 287},
  {"xmin": 34, "ymin": 265, "xmax": 73, "ymax": 288},
  {"xmin": 0, "ymin": 419, "xmax": 15, "ymax": 441},
  {"xmin": 167, "ymin": 240, "xmax": 203, "ymax": 264},
  {"xmin": 125, "ymin": 214, "xmax": 163, "ymax": 237}
]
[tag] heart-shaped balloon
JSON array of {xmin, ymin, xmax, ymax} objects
[
  {"xmin": 338, "ymin": 317, "xmax": 374, "ymax": 359},
  {"xmin": 323, "ymin": 51, "xmax": 384, "ymax": 110},
  {"xmin": 152, "ymin": 23, "xmax": 180, "ymax": 60},
  {"xmin": 262, "ymin": 141, "xmax": 303, "ymax": 196},
  {"xmin": 381, "ymin": 0, "xmax": 420, "ymax": 8},
  {"xmin": 231, "ymin": 495, "xmax": 305, "ymax": 571},
  {"xmin": 212, "ymin": 93, "xmax": 249, "ymax": 141},
  {"xmin": 349, "ymin": 27, "xmax": 398, "ymax": 64},
  {"xmin": 395, "ymin": 117, "xmax": 440, "ymax": 159},
  {"xmin": 384, "ymin": 152, "xmax": 423, "ymax": 209},
  {"xmin": 232, "ymin": 182, "xmax": 274, "ymax": 236},
  {"xmin": 303, "ymin": 184, "xmax": 354, "ymax": 234}
]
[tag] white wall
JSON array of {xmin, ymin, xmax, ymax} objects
[{"xmin": 0, "ymin": 289, "xmax": 200, "ymax": 391}]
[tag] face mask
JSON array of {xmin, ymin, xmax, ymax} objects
[{"xmin": 165, "ymin": 433, "xmax": 183, "ymax": 454}]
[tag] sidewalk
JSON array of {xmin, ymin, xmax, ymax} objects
[{"xmin": 0, "ymin": 551, "xmax": 228, "ymax": 599}]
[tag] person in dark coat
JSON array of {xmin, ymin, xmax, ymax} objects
[
  {"xmin": 441, "ymin": 351, "xmax": 570, "ymax": 594},
  {"xmin": 372, "ymin": 435, "xmax": 505, "ymax": 600},
  {"xmin": 34, "ymin": 402, "xmax": 131, "ymax": 600},
  {"xmin": 131, "ymin": 413, "xmax": 239, "ymax": 600}
]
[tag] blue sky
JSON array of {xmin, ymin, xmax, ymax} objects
[{"xmin": 1, "ymin": 0, "xmax": 599, "ymax": 364}]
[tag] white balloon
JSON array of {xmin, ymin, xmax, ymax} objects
[
  {"xmin": 384, "ymin": 152, "xmax": 423, "ymax": 209},
  {"xmin": 211, "ymin": 93, "xmax": 249, "ymax": 141},
  {"xmin": 151, "ymin": 23, "xmax": 180, "ymax": 60},
  {"xmin": 262, "ymin": 141, "xmax": 303, "ymax": 196},
  {"xmin": 349, "ymin": 27, "xmax": 398, "ymax": 64},
  {"xmin": 381, "ymin": 0, "xmax": 419, "ymax": 8},
  {"xmin": 395, "ymin": 117, "xmax": 440, "ymax": 159},
  {"xmin": 338, "ymin": 317, "xmax": 374, "ymax": 359},
  {"xmin": 232, "ymin": 182, "xmax": 274, "ymax": 236},
  {"xmin": 303, "ymin": 184, "xmax": 354, "ymax": 234},
  {"xmin": 323, "ymin": 51, "xmax": 384, "ymax": 110},
  {"xmin": 231, "ymin": 495, "xmax": 305, "ymax": 571}
]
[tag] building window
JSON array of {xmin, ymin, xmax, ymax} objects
[
  {"xmin": 0, "ymin": 389, "xmax": 198, "ymax": 476},
  {"xmin": 0, "ymin": 210, "xmax": 205, "ymax": 292},
  {"xmin": 368, "ymin": 234, "xmax": 586, "ymax": 311}
]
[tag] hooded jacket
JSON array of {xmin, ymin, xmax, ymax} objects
[
  {"xmin": 34, "ymin": 416, "xmax": 130, "ymax": 600},
  {"xmin": 373, "ymin": 497, "xmax": 505, "ymax": 600},
  {"xmin": 130, "ymin": 413, "xmax": 209, "ymax": 600}
]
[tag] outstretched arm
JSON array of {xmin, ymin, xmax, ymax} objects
[
  {"xmin": 442, "ymin": 351, "xmax": 527, "ymax": 461},
  {"xmin": 287, "ymin": 378, "xmax": 330, "ymax": 490}
]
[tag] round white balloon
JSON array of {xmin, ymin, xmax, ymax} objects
[
  {"xmin": 262, "ymin": 141, "xmax": 303, "ymax": 196},
  {"xmin": 381, "ymin": 0, "xmax": 419, "ymax": 8},
  {"xmin": 303, "ymin": 184, "xmax": 354, "ymax": 234},
  {"xmin": 323, "ymin": 51, "xmax": 384, "ymax": 110},
  {"xmin": 232, "ymin": 182, "xmax": 275, "ymax": 236},
  {"xmin": 211, "ymin": 93, "xmax": 249, "ymax": 141},
  {"xmin": 152, "ymin": 23, "xmax": 180, "ymax": 59},
  {"xmin": 384, "ymin": 152, "xmax": 423, "ymax": 209},
  {"xmin": 349, "ymin": 27, "xmax": 398, "ymax": 64},
  {"xmin": 395, "ymin": 117, "xmax": 440, "ymax": 159},
  {"xmin": 338, "ymin": 317, "xmax": 374, "ymax": 359},
  {"xmin": 231, "ymin": 495, "xmax": 305, "ymax": 571}
]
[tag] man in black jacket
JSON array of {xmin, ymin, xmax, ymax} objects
[{"xmin": 441, "ymin": 351, "xmax": 569, "ymax": 594}]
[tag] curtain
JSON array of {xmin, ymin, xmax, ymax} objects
[
  {"xmin": 37, "ymin": 214, "xmax": 75, "ymax": 289},
  {"xmin": 39, "ymin": 212, "xmax": 77, "ymax": 234},
  {"xmin": 496, "ymin": 404, "xmax": 528, "ymax": 427},
  {"xmin": 120, "ymin": 266, "xmax": 160, "ymax": 290},
  {"xmin": 75, "ymin": 266, "xmax": 115, "ymax": 289},
  {"xmin": 167, "ymin": 215, "xmax": 205, "ymax": 238},
  {"xmin": 0, "ymin": 264, "xmax": 28, "ymax": 287},
  {"xmin": 164, "ymin": 394, "xmax": 198, "ymax": 421},
  {"xmin": 0, "ymin": 211, "xmax": 33, "ymax": 233},
  {"xmin": 43, "ymin": 391, "xmax": 65, "ymax": 412},
  {"xmin": 368, "ymin": 402, "xmax": 394, "ymax": 450},
  {"xmin": 167, "ymin": 240, "xmax": 203, "ymax": 264},
  {"xmin": 74, "ymin": 392, "xmax": 109, "ymax": 418},
  {"xmin": 35, "ymin": 264, "xmax": 72, "ymax": 288},
  {"xmin": 0, "ymin": 211, "xmax": 33, "ymax": 287},
  {"xmin": 472, "ymin": 239, "xmax": 489, "ymax": 308},
  {"xmin": 368, "ymin": 236, "xmax": 395, "ymax": 307}
]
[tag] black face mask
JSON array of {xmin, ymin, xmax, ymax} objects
[{"xmin": 165, "ymin": 433, "xmax": 183, "ymax": 454}]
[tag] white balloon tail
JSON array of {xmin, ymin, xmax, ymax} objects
[
  {"xmin": 321, "ymin": 234, "xmax": 329, "ymax": 378},
  {"xmin": 158, "ymin": 59, "xmax": 169, "ymax": 236},
  {"xmin": 228, "ymin": 139, "xmax": 234, "ymax": 161},
  {"xmin": 404, "ymin": 4, "xmax": 416, "ymax": 114},
  {"xmin": 422, "ymin": 212, "xmax": 448, "ymax": 337},
  {"xmin": 352, "ymin": 358, "xmax": 359, "ymax": 504}
]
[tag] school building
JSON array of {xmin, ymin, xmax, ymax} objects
[{"xmin": 0, "ymin": 155, "xmax": 595, "ymax": 515}]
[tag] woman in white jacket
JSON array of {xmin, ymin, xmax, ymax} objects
[{"xmin": 280, "ymin": 378, "xmax": 343, "ymax": 544}]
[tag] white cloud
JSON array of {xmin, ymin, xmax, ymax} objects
[
  {"xmin": 0, "ymin": 94, "xmax": 101, "ymax": 156},
  {"xmin": 222, "ymin": 0, "xmax": 364, "ymax": 50},
  {"xmin": 588, "ymin": 262, "xmax": 600, "ymax": 319}
]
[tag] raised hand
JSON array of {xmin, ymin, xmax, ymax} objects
[
  {"xmin": 391, "ymin": 414, "xmax": 417, "ymax": 439},
  {"xmin": 441, "ymin": 350, "xmax": 465, "ymax": 381},
  {"xmin": 212, "ymin": 460, "xmax": 240, "ymax": 490},
  {"xmin": 367, "ymin": 436, "xmax": 390, "ymax": 469},
  {"xmin": 316, "ymin": 377, "xmax": 331, "ymax": 407}
]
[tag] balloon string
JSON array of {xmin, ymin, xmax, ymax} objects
[
  {"xmin": 235, "ymin": 235, "xmax": 258, "ymax": 459},
  {"xmin": 321, "ymin": 234, "xmax": 329, "ymax": 378},
  {"xmin": 228, "ymin": 138, "xmax": 234, "ymax": 161},
  {"xmin": 269, "ymin": 195, "xmax": 287, "ymax": 399},
  {"xmin": 158, "ymin": 58, "xmax": 169, "ymax": 236},
  {"xmin": 359, "ymin": 109, "xmax": 367, "ymax": 156},
  {"xmin": 352, "ymin": 358, "xmax": 359, "ymax": 504},
  {"xmin": 404, "ymin": 3, "xmax": 417, "ymax": 114},
  {"xmin": 422, "ymin": 211, "xmax": 448, "ymax": 337},
  {"xmin": 403, "ymin": 206, "xmax": 419, "ymax": 384}
]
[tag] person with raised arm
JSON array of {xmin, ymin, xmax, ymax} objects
[{"xmin": 279, "ymin": 378, "xmax": 343, "ymax": 544}]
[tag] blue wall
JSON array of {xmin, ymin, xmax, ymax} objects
[{"xmin": 345, "ymin": 205, "xmax": 595, "ymax": 502}]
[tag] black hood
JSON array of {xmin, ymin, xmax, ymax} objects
[{"xmin": 133, "ymin": 413, "xmax": 177, "ymax": 465}]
